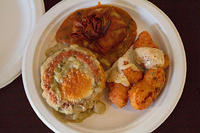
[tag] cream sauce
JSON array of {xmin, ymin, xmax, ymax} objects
[
  {"xmin": 118, "ymin": 46, "xmax": 140, "ymax": 72},
  {"xmin": 106, "ymin": 46, "xmax": 141, "ymax": 87},
  {"xmin": 52, "ymin": 100, "xmax": 105, "ymax": 123},
  {"xmin": 134, "ymin": 47, "xmax": 165, "ymax": 69},
  {"xmin": 106, "ymin": 62, "xmax": 130, "ymax": 87}
]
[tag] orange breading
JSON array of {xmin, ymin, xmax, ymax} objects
[
  {"xmin": 144, "ymin": 68, "xmax": 166, "ymax": 89},
  {"xmin": 128, "ymin": 80, "xmax": 157, "ymax": 110},
  {"xmin": 122, "ymin": 67, "xmax": 143, "ymax": 84},
  {"xmin": 163, "ymin": 54, "xmax": 170, "ymax": 69},
  {"xmin": 108, "ymin": 83, "xmax": 129, "ymax": 108},
  {"xmin": 128, "ymin": 68, "xmax": 166, "ymax": 110},
  {"xmin": 133, "ymin": 31, "xmax": 159, "ymax": 49},
  {"xmin": 61, "ymin": 69, "xmax": 92, "ymax": 102},
  {"xmin": 107, "ymin": 31, "xmax": 169, "ymax": 110}
]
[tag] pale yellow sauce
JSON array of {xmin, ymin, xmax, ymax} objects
[
  {"xmin": 106, "ymin": 46, "xmax": 141, "ymax": 87},
  {"xmin": 106, "ymin": 62, "xmax": 130, "ymax": 87},
  {"xmin": 134, "ymin": 47, "xmax": 165, "ymax": 69},
  {"xmin": 45, "ymin": 43, "xmax": 67, "ymax": 57},
  {"xmin": 118, "ymin": 46, "xmax": 140, "ymax": 72}
]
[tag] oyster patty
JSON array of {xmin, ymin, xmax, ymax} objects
[{"xmin": 41, "ymin": 45, "xmax": 105, "ymax": 120}]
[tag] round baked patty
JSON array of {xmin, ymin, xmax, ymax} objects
[{"xmin": 41, "ymin": 45, "xmax": 105, "ymax": 118}]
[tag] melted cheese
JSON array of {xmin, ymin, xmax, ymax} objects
[{"xmin": 134, "ymin": 47, "xmax": 165, "ymax": 69}]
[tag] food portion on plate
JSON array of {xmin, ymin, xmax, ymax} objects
[
  {"xmin": 106, "ymin": 45, "xmax": 143, "ymax": 108},
  {"xmin": 41, "ymin": 44, "xmax": 106, "ymax": 122},
  {"xmin": 107, "ymin": 31, "xmax": 170, "ymax": 110},
  {"xmin": 40, "ymin": 4, "xmax": 170, "ymax": 122},
  {"xmin": 56, "ymin": 5, "xmax": 137, "ymax": 69}
]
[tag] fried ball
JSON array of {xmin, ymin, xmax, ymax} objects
[
  {"xmin": 133, "ymin": 31, "xmax": 159, "ymax": 49},
  {"xmin": 128, "ymin": 81, "xmax": 156, "ymax": 110},
  {"xmin": 122, "ymin": 67, "xmax": 143, "ymax": 85},
  {"xmin": 163, "ymin": 54, "xmax": 170, "ymax": 69},
  {"xmin": 144, "ymin": 68, "xmax": 166, "ymax": 89},
  {"xmin": 108, "ymin": 82, "xmax": 129, "ymax": 108}
]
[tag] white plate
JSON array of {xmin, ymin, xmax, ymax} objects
[
  {"xmin": 0, "ymin": 0, "xmax": 44, "ymax": 88},
  {"xmin": 22, "ymin": 0, "xmax": 186, "ymax": 132}
]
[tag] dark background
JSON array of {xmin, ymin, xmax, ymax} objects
[{"xmin": 0, "ymin": 0, "xmax": 200, "ymax": 132}]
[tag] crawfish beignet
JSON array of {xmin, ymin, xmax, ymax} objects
[
  {"xmin": 128, "ymin": 68, "xmax": 166, "ymax": 110},
  {"xmin": 41, "ymin": 45, "xmax": 105, "ymax": 121},
  {"xmin": 133, "ymin": 31, "xmax": 158, "ymax": 49},
  {"xmin": 108, "ymin": 82, "xmax": 129, "ymax": 108},
  {"xmin": 128, "ymin": 31, "xmax": 170, "ymax": 110},
  {"xmin": 133, "ymin": 31, "xmax": 169, "ymax": 69},
  {"xmin": 106, "ymin": 47, "xmax": 143, "ymax": 108}
]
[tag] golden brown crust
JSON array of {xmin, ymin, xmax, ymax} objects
[
  {"xmin": 133, "ymin": 31, "xmax": 159, "ymax": 49},
  {"xmin": 163, "ymin": 54, "xmax": 170, "ymax": 69},
  {"xmin": 122, "ymin": 67, "xmax": 143, "ymax": 85},
  {"xmin": 128, "ymin": 31, "xmax": 168, "ymax": 110},
  {"xmin": 144, "ymin": 68, "xmax": 166, "ymax": 89},
  {"xmin": 108, "ymin": 83, "xmax": 129, "ymax": 108},
  {"xmin": 128, "ymin": 71, "xmax": 165, "ymax": 110},
  {"xmin": 128, "ymin": 67, "xmax": 166, "ymax": 110},
  {"xmin": 106, "ymin": 31, "xmax": 169, "ymax": 110},
  {"xmin": 128, "ymin": 81, "xmax": 156, "ymax": 110},
  {"xmin": 61, "ymin": 69, "xmax": 92, "ymax": 101}
]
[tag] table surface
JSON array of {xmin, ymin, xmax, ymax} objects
[{"xmin": 0, "ymin": 0, "xmax": 200, "ymax": 132}]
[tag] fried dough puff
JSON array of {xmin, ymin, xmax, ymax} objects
[
  {"xmin": 128, "ymin": 81, "xmax": 155, "ymax": 110},
  {"xmin": 122, "ymin": 67, "xmax": 143, "ymax": 85},
  {"xmin": 163, "ymin": 54, "xmax": 170, "ymax": 69},
  {"xmin": 133, "ymin": 31, "xmax": 170, "ymax": 69},
  {"xmin": 144, "ymin": 68, "xmax": 166, "ymax": 89},
  {"xmin": 108, "ymin": 68, "xmax": 143, "ymax": 108},
  {"xmin": 107, "ymin": 57, "xmax": 143, "ymax": 108},
  {"xmin": 128, "ymin": 31, "xmax": 169, "ymax": 110},
  {"xmin": 108, "ymin": 31, "xmax": 169, "ymax": 109},
  {"xmin": 128, "ymin": 68, "xmax": 166, "ymax": 110},
  {"xmin": 133, "ymin": 31, "xmax": 159, "ymax": 49},
  {"xmin": 108, "ymin": 83, "xmax": 129, "ymax": 108}
]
